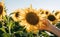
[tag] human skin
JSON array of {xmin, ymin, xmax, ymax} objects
[{"xmin": 39, "ymin": 18, "xmax": 60, "ymax": 37}]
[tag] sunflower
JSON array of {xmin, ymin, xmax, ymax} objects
[
  {"xmin": 19, "ymin": 7, "xmax": 42, "ymax": 33},
  {"xmin": 38, "ymin": 9, "xmax": 57, "ymax": 25},
  {"xmin": 0, "ymin": 2, "xmax": 6, "ymax": 20},
  {"xmin": 38, "ymin": 9, "xmax": 51, "ymax": 18},
  {"xmin": 11, "ymin": 9, "xmax": 22, "ymax": 22},
  {"xmin": 0, "ymin": 2, "xmax": 6, "ymax": 16},
  {"xmin": 54, "ymin": 10, "xmax": 60, "ymax": 22},
  {"xmin": 47, "ymin": 14, "xmax": 57, "ymax": 25},
  {"xmin": 44, "ymin": 10, "xmax": 51, "ymax": 15},
  {"xmin": 38, "ymin": 9, "xmax": 46, "ymax": 18},
  {"xmin": 38, "ymin": 9, "xmax": 44, "ymax": 14}
]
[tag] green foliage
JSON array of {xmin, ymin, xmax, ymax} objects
[{"xmin": 0, "ymin": 14, "xmax": 59, "ymax": 37}]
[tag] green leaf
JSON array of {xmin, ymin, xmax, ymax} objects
[
  {"xmin": 0, "ymin": 27, "xmax": 6, "ymax": 33},
  {"xmin": 2, "ymin": 33, "xmax": 11, "ymax": 37}
]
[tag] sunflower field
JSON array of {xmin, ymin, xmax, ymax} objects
[{"xmin": 0, "ymin": 1, "xmax": 60, "ymax": 37}]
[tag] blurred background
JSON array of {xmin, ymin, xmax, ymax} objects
[{"xmin": 0, "ymin": 0, "xmax": 60, "ymax": 15}]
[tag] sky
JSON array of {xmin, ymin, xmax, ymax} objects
[{"xmin": 0, "ymin": 0, "xmax": 60, "ymax": 15}]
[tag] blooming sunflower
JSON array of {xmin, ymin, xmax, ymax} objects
[
  {"xmin": 44, "ymin": 10, "xmax": 51, "ymax": 15},
  {"xmin": 12, "ymin": 9, "xmax": 22, "ymax": 22},
  {"xmin": 47, "ymin": 14, "xmax": 57, "ymax": 25},
  {"xmin": 0, "ymin": 2, "xmax": 6, "ymax": 16},
  {"xmin": 38, "ymin": 9, "xmax": 57, "ymax": 25},
  {"xmin": 54, "ymin": 10, "xmax": 60, "ymax": 22},
  {"xmin": 19, "ymin": 7, "xmax": 41, "ymax": 33},
  {"xmin": 38, "ymin": 9, "xmax": 44, "ymax": 14},
  {"xmin": 38, "ymin": 9, "xmax": 51, "ymax": 18},
  {"xmin": 0, "ymin": 2, "xmax": 6, "ymax": 20}
]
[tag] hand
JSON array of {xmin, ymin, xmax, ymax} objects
[
  {"xmin": 39, "ymin": 18, "xmax": 60, "ymax": 37},
  {"xmin": 39, "ymin": 18, "xmax": 53, "ymax": 31}
]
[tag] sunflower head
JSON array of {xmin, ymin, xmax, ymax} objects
[
  {"xmin": 0, "ymin": 2, "xmax": 4, "ymax": 15},
  {"xmin": 12, "ymin": 9, "xmax": 22, "ymax": 22},
  {"xmin": 55, "ymin": 12, "xmax": 59, "ymax": 16},
  {"xmin": 38, "ymin": 9, "xmax": 51, "ymax": 18},
  {"xmin": 38, "ymin": 9, "xmax": 44, "ymax": 14},
  {"xmin": 19, "ymin": 7, "xmax": 41, "ymax": 33},
  {"xmin": 0, "ymin": 2, "xmax": 6, "ymax": 21},
  {"xmin": 47, "ymin": 14, "xmax": 57, "ymax": 24},
  {"xmin": 0, "ymin": 5, "xmax": 3, "ymax": 15},
  {"xmin": 15, "ymin": 12, "xmax": 19, "ymax": 17},
  {"xmin": 47, "ymin": 15, "xmax": 56, "ymax": 21},
  {"xmin": 54, "ymin": 10, "xmax": 60, "ymax": 16},
  {"xmin": 38, "ymin": 9, "xmax": 46, "ymax": 18},
  {"xmin": 54, "ymin": 10, "xmax": 60, "ymax": 22},
  {"xmin": 44, "ymin": 10, "xmax": 50, "ymax": 15}
]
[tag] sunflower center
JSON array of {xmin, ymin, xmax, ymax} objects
[
  {"xmin": 26, "ymin": 12, "xmax": 39, "ymax": 25},
  {"xmin": 0, "ymin": 5, "xmax": 3, "ymax": 15},
  {"xmin": 46, "ymin": 11, "xmax": 48, "ymax": 15},
  {"xmin": 15, "ymin": 12, "xmax": 19, "ymax": 17},
  {"xmin": 47, "ymin": 15, "xmax": 56, "ymax": 21},
  {"xmin": 55, "ymin": 12, "xmax": 59, "ymax": 16}
]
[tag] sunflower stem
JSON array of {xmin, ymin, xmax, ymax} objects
[{"xmin": 8, "ymin": 16, "xmax": 11, "ymax": 35}]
